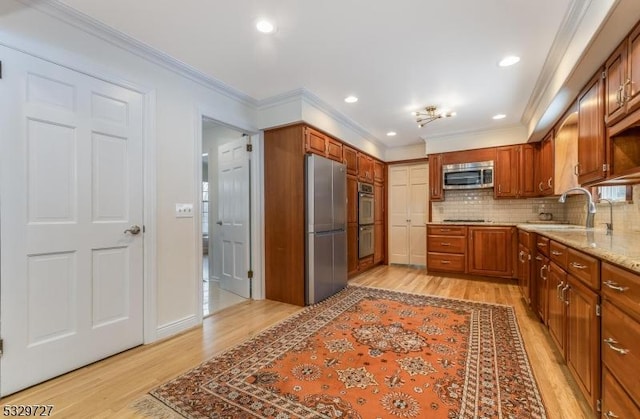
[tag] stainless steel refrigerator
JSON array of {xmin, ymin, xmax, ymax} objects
[{"xmin": 306, "ymin": 154, "xmax": 348, "ymax": 305}]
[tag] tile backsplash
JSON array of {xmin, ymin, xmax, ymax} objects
[{"xmin": 431, "ymin": 185, "xmax": 640, "ymax": 231}]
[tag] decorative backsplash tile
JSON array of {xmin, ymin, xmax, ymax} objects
[{"xmin": 432, "ymin": 185, "xmax": 640, "ymax": 232}]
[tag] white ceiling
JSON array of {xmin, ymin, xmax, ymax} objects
[{"xmin": 57, "ymin": 0, "xmax": 585, "ymax": 147}]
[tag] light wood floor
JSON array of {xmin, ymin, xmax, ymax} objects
[{"xmin": 1, "ymin": 265, "xmax": 595, "ymax": 418}]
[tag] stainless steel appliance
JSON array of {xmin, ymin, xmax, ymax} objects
[
  {"xmin": 358, "ymin": 182, "xmax": 375, "ymax": 258},
  {"xmin": 358, "ymin": 182, "xmax": 375, "ymax": 225},
  {"xmin": 306, "ymin": 154, "xmax": 348, "ymax": 305},
  {"xmin": 443, "ymin": 160, "xmax": 494, "ymax": 190}
]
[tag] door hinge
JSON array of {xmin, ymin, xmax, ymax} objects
[
  {"xmin": 248, "ymin": 269, "xmax": 254, "ymax": 279},
  {"xmin": 0, "ymin": 61, "xmax": 3, "ymax": 79},
  {"xmin": 143, "ymin": 225, "xmax": 146, "ymax": 233},
  {"xmin": 246, "ymin": 143, "xmax": 253, "ymax": 152},
  {"xmin": 0, "ymin": 338, "xmax": 3, "ymax": 356},
  {"xmin": 603, "ymin": 163, "xmax": 609, "ymax": 173},
  {"xmin": 596, "ymin": 304, "xmax": 601, "ymax": 317},
  {"xmin": 596, "ymin": 399, "xmax": 602, "ymax": 412},
  {"xmin": 602, "ymin": 70, "xmax": 607, "ymax": 80}
]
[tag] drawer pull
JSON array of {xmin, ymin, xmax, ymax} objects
[
  {"xmin": 604, "ymin": 411, "xmax": 619, "ymax": 419},
  {"xmin": 570, "ymin": 262, "xmax": 587, "ymax": 270},
  {"xmin": 603, "ymin": 280, "xmax": 629, "ymax": 293},
  {"xmin": 439, "ymin": 228, "xmax": 451, "ymax": 232},
  {"xmin": 540, "ymin": 265, "xmax": 547, "ymax": 280},
  {"xmin": 535, "ymin": 255, "xmax": 543, "ymax": 261},
  {"xmin": 561, "ymin": 284, "xmax": 570, "ymax": 304},
  {"xmin": 537, "ymin": 242, "xmax": 546, "ymax": 247},
  {"xmin": 440, "ymin": 242, "xmax": 451, "ymax": 246},
  {"xmin": 556, "ymin": 281, "xmax": 564, "ymax": 301},
  {"xmin": 440, "ymin": 260, "xmax": 451, "ymax": 264},
  {"xmin": 603, "ymin": 338, "xmax": 629, "ymax": 355},
  {"xmin": 551, "ymin": 250, "xmax": 563, "ymax": 256}
]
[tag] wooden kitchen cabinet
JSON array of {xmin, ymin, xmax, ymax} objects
[
  {"xmin": 565, "ymin": 275, "xmax": 600, "ymax": 411},
  {"xmin": 495, "ymin": 145, "xmax": 519, "ymax": 198},
  {"xmin": 304, "ymin": 126, "xmax": 343, "ymax": 162},
  {"xmin": 357, "ymin": 153, "xmax": 374, "ymax": 182},
  {"xmin": 517, "ymin": 242, "xmax": 532, "ymax": 304},
  {"xmin": 343, "ymin": 145, "xmax": 358, "ymax": 176},
  {"xmin": 428, "ymin": 153, "xmax": 444, "ymax": 201},
  {"xmin": 547, "ymin": 261, "xmax": 567, "ymax": 355},
  {"xmin": 605, "ymin": 22, "xmax": 640, "ymax": 125},
  {"xmin": 534, "ymin": 253, "xmax": 549, "ymax": 323},
  {"xmin": 373, "ymin": 182, "xmax": 385, "ymax": 264},
  {"xmin": 373, "ymin": 160, "xmax": 385, "ymax": 184},
  {"xmin": 577, "ymin": 70, "xmax": 607, "ymax": 185},
  {"xmin": 467, "ymin": 226, "xmax": 515, "ymax": 278},
  {"xmin": 520, "ymin": 144, "xmax": 538, "ymax": 197},
  {"xmin": 426, "ymin": 225, "xmax": 466, "ymax": 274},
  {"xmin": 347, "ymin": 223, "xmax": 359, "ymax": 277},
  {"xmin": 538, "ymin": 132, "xmax": 554, "ymax": 195}
]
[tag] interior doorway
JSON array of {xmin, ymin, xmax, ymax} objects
[{"xmin": 201, "ymin": 119, "xmax": 251, "ymax": 316}]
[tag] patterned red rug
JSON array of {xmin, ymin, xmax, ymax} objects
[{"xmin": 141, "ymin": 286, "xmax": 546, "ymax": 418}]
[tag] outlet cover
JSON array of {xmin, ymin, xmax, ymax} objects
[{"xmin": 175, "ymin": 203, "xmax": 194, "ymax": 218}]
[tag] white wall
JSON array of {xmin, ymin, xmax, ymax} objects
[
  {"xmin": 0, "ymin": 1, "xmax": 257, "ymax": 338},
  {"xmin": 424, "ymin": 125, "xmax": 528, "ymax": 155},
  {"xmin": 385, "ymin": 143, "xmax": 427, "ymax": 162}
]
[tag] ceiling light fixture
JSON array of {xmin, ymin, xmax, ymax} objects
[
  {"xmin": 492, "ymin": 114, "xmax": 506, "ymax": 120},
  {"xmin": 499, "ymin": 55, "xmax": 520, "ymax": 67},
  {"xmin": 386, "ymin": 131, "xmax": 397, "ymax": 137},
  {"xmin": 344, "ymin": 95, "xmax": 358, "ymax": 103},
  {"xmin": 414, "ymin": 105, "xmax": 456, "ymax": 128},
  {"xmin": 256, "ymin": 19, "xmax": 276, "ymax": 34}
]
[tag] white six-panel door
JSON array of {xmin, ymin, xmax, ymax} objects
[
  {"xmin": 0, "ymin": 46, "xmax": 145, "ymax": 396},
  {"xmin": 217, "ymin": 138, "xmax": 250, "ymax": 299},
  {"xmin": 388, "ymin": 163, "xmax": 428, "ymax": 265}
]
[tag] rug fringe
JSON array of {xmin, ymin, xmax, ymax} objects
[{"xmin": 130, "ymin": 395, "xmax": 184, "ymax": 419}]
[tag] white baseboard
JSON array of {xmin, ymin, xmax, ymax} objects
[{"xmin": 155, "ymin": 315, "xmax": 199, "ymax": 341}]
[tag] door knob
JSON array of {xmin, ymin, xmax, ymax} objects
[{"xmin": 124, "ymin": 225, "xmax": 141, "ymax": 235}]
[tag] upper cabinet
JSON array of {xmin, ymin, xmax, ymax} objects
[
  {"xmin": 343, "ymin": 145, "xmax": 358, "ymax": 176},
  {"xmin": 357, "ymin": 153, "xmax": 374, "ymax": 182},
  {"xmin": 374, "ymin": 160, "xmax": 385, "ymax": 184},
  {"xmin": 494, "ymin": 145, "xmax": 520, "ymax": 198},
  {"xmin": 304, "ymin": 126, "xmax": 343, "ymax": 162},
  {"xmin": 538, "ymin": 132, "xmax": 554, "ymax": 195},
  {"xmin": 577, "ymin": 71, "xmax": 607, "ymax": 185},
  {"xmin": 605, "ymin": 23, "xmax": 640, "ymax": 126}
]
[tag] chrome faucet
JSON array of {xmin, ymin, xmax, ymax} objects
[
  {"xmin": 599, "ymin": 198, "xmax": 613, "ymax": 234},
  {"xmin": 558, "ymin": 187, "xmax": 597, "ymax": 228}
]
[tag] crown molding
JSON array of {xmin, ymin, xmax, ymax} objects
[
  {"xmin": 258, "ymin": 88, "xmax": 386, "ymax": 148},
  {"xmin": 18, "ymin": 0, "xmax": 258, "ymax": 108},
  {"xmin": 521, "ymin": 0, "xmax": 593, "ymax": 125},
  {"xmin": 420, "ymin": 123, "xmax": 526, "ymax": 142}
]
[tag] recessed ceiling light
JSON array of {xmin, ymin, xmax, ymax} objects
[
  {"xmin": 386, "ymin": 131, "xmax": 397, "ymax": 137},
  {"xmin": 344, "ymin": 96, "xmax": 358, "ymax": 103},
  {"xmin": 256, "ymin": 19, "xmax": 276, "ymax": 34},
  {"xmin": 492, "ymin": 114, "xmax": 506, "ymax": 120},
  {"xmin": 499, "ymin": 56, "xmax": 520, "ymax": 67}
]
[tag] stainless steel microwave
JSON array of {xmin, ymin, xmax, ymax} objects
[{"xmin": 442, "ymin": 161, "xmax": 494, "ymax": 190}]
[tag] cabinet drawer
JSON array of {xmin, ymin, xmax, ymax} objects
[
  {"xmin": 536, "ymin": 236, "xmax": 549, "ymax": 257},
  {"xmin": 427, "ymin": 252, "xmax": 465, "ymax": 273},
  {"xmin": 549, "ymin": 241, "xmax": 568, "ymax": 270},
  {"xmin": 427, "ymin": 225, "xmax": 466, "ymax": 236},
  {"xmin": 602, "ymin": 367, "xmax": 640, "ymax": 419},
  {"xmin": 567, "ymin": 248, "xmax": 600, "ymax": 289},
  {"xmin": 602, "ymin": 262, "xmax": 640, "ymax": 322},
  {"xmin": 602, "ymin": 301, "xmax": 640, "ymax": 405},
  {"xmin": 427, "ymin": 236, "xmax": 466, "ymax": 254}
]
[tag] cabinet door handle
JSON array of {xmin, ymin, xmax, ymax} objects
[
  {"xmin": 616, "ymin": 84, "xmax": 624, "ymax": 106},
  {"xmin": 498, "ymin": 184, "xmax": 502, "ymax": 194},
  {"xmin": 624, "ymin": 78, "xmax": 632, "ymax": 102},
  {"xmin": 519, "ymin": 250, "xmax": 524, "ymax": 263},
  {"xmin": 557, "ymin": 281, "xmax": 564, "ymax": 300},
  {"xmin": 603, "ymin": 280, "xmax": 629, "ymax": 293},
  {"xmin": 604, "ymin": 411, "xmax": 620, "ymax": 419},
  {"xmin": 574, "ymin": 163, "xmax": 580, "ymax": 176},
  {"xmin": 535, "ymin": 255, "xmax": 543, "ymax": 261},
  {"xmin": 538, "ymin": 182, "xmax": 544, "ymax": 191},
  {"xmin": 561, "ymin": 284, "xmax": 570, "ymax": 304},
  {"xmin": 547, "ymin": 177, "xmax": 553, "ymax": 188},
  {"xmin": 603, "ymin": 338, "xmax": 629, "ymax": 355},
  {"xmin": 540, "ymin": 264, "xmax": 547, "ymax": 280},
  {"xmin": 551, "ymin": 250, "xmax": 563, "ymax": 256},
  {"xmin": 570, "ymin": 262, "xmax": 587, "ymax": 270}
]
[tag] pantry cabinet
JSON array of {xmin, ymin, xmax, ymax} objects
[{"xmin": 428, "ymin": 153, "xmax": 443, "ymax": 201}]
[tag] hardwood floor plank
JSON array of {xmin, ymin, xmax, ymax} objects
[{"xmin": 0, "ymin": 266, "xmax": 595, "ymax": 418}]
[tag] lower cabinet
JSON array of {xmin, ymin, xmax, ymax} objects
[
  {"xmin": 426, "ymin": 225, "xmax": 467, "ymax": 274},
  {"xmin": 547, "ymin": 262, "xmax": 567, "ymax": 354},
  {"xmin": 347, "ymin": 224, "xmax": 359, "ymax": 277},
  {"xmin": 517, "ymin": 243, "xmax": 532, "ymax": 304},
  {"xmin": 467, "ymin": 226, "xmax": 515, "ymax": 277},
  {"xmin": 534, "ymin": 253, "xmax": 550, "ymax": 324}
]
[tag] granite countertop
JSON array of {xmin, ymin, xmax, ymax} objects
[
  {"xmin": 518, "ymin": 225, "xmax": 640, "ymax": 275},
  {"xmin": 427, "ymin": 221, "xmax": 520, "ymax": 226}
]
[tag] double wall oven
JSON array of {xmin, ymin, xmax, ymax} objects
[{"xmin": 358, "ymin": 182, "xmax": 374, "ymax": 258}]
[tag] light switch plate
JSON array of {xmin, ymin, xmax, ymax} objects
[{"xmin": 175, "ymin": 203, "xmax": 194, "ymax": 218}]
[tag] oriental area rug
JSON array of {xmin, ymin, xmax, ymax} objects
[{"xmin": 136, "ymin": 286, "xmax": 547, "ymax": 418}]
